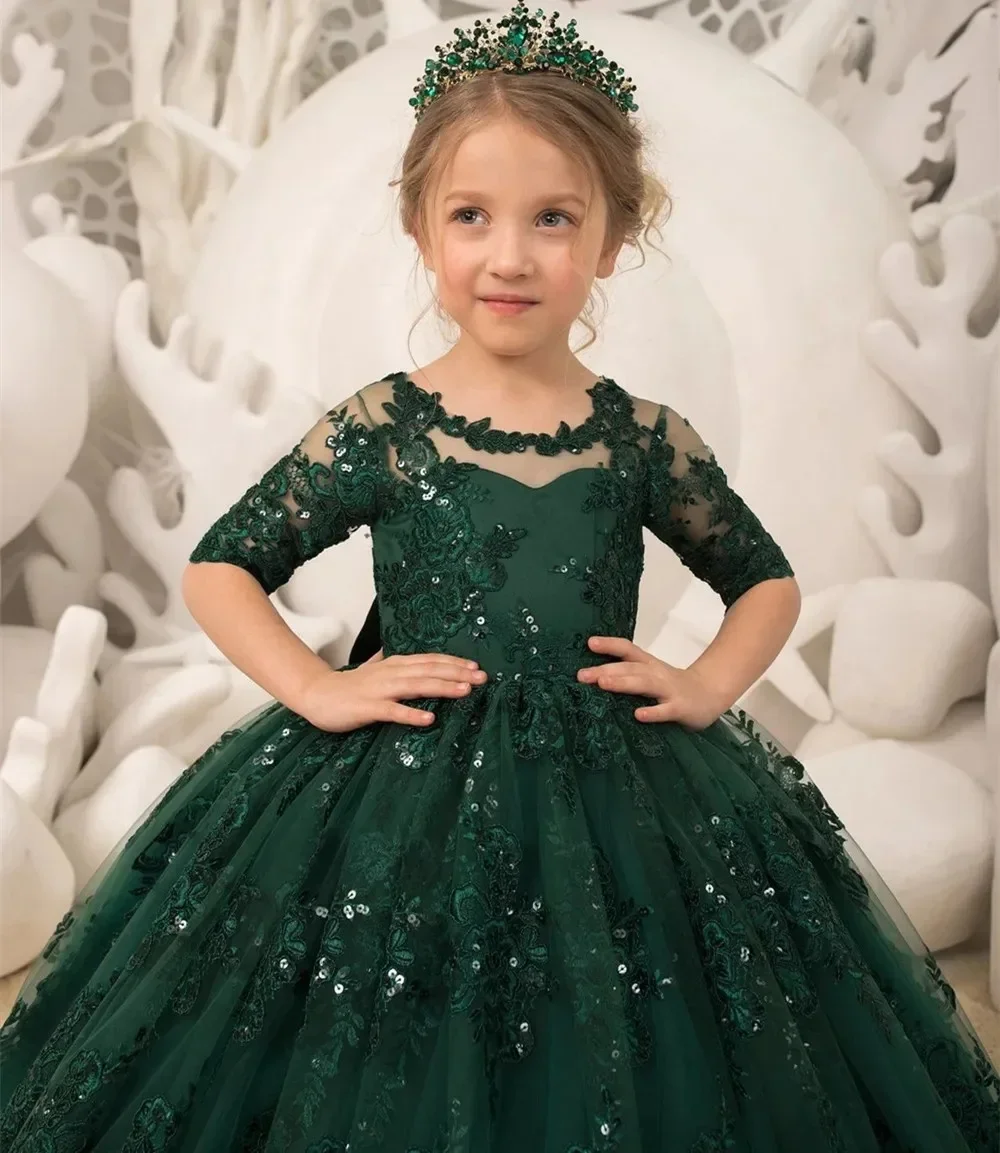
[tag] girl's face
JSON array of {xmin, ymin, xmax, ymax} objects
[{"xmin": 419, "ymin": 118, "xmax": 621, "ymax": 358}]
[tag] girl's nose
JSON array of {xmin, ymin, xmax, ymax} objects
[{"xmin": 485, "ymin": 226, "xmax": 535, "ymax": 278}]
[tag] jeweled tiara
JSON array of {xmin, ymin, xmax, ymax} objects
[{"xmin": 409, "ymin": 4, "xmax": 639, "ymax": 120}]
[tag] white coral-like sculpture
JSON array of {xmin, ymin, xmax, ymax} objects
[
  {"xmin": 1, "ymin": 0, "xmax": 338, "ymax": 333},
  {"xmin": 858, "ymin": 212, "xmax": 998, "ymax": 606},
  {"xmin": 811, "ymin": 2, "xmax": 999, "ymax": 221},
  {"xmin": 0, "ymin": 10, "xmax": 64, "ymax": 247},
  {"xmin": 104, "ymin": 279, "xmax": 344, "ymax": 655}
]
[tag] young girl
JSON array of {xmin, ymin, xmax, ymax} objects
[{"xmin": 2, "ymin": 6, "xmax": 997, "ymax": 1151}]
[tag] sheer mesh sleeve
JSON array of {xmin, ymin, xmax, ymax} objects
[
  {"xmin": 643, "ymin": 404, "xmax": 794, "ymax": 609},
  {"xmin": 188, "ymin": 390, "xmax": 385, "ymax": 595}
]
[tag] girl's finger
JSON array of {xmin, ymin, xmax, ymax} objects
[
  {"xmin": 388, "ymin": 653, "xmax": 480, "ymax": 672},
  {"xmin": 581, "ymin": 661, "xmax": 643, "ymax": 683},
  {"xmin": 385, "ymin": 661, "xmax": 485, "ymax": 683},
  {"xmin": 592, "ymin": 672, "xmax": 652, "ymax": 695},
  {"xmin": 588, "ymin": 635, "xmax": 652, "ymax": 663},
  {"xmin": 380, "ymin": 701, "xmax": 435, "ymax": 725},
  {"xmin": 390, "ymin": 676, "xmax": 475, "ymax": 698},
  {"xmin": 635, "ymin": 701, "xmax": 678, "ymax": 723}
]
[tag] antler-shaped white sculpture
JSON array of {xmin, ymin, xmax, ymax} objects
[
  {"xmin": 813, "ymin": 3, "xmax": 998, "ymax": 218},
  {"xmin": 0, "ymin": 605, "xmax": 105, "ymax": 825},
  {"xmin": 859, "ymin": 212, "xmax": 998, "ymax": 605},
  {"xmin": 0, "ymin": 22, "xmax": 63, "ymax": 246},
  {"xmin": 106, "ymin": 280, "xmax": 319, "ymax": 626},
  {"xmin": 1, "ymin": 0, "xmax": 334, "ymax": 332},
  {"xmin": 103, "ymin": 279, "xmax": 344, "ymax": 660},
  {"xmin": 23, "ymin": 480, "xmax": 106, "ymax": 633}
]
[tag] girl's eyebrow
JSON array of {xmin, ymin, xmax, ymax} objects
[{"xmin": 443, "ymin": 189, "xmax": 588, "ymax": 210}]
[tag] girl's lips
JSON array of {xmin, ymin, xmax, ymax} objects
[{"xmin": 481, "ymin": 298, "xmax": 538, "ymax": 316}]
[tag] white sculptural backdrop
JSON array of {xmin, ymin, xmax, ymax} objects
[{"xmin": 0, "ymin": 0, "xmax": 997, "ymax": 1000}]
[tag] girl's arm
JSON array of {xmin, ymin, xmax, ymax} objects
[
  {"xmin": 183, "ymin": 392, "xmax": 386, "ymax": 712},
  {"xmin": 182, "ymin": 562, "xmax": 333, "ymax": 714},
  {"xmin": 643, "ymin": 403, "xmax": 801, "ymax": 708},
  {"xmin": 687, "ymin": 576, "xmax": 801, "ymax": 712}
]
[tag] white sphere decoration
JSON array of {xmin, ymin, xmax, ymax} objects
[
  {"xmin": 806, "ymin": 740, "xmax": 993, "ymax": 951},
  {"xmin": 184, "ymin": 14, "xmax": 917, "ymax": 604},
  {"xmin": 22, "ymin": 231, "xmax": 131, "ymax": 398},
  {"xmin": 0, "ymin": 242, "xmax": 90, "ymax": 545}
]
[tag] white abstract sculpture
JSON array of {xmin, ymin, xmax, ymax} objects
[
  {"xmin": 52, "ymin": 746, "xmax": 188, "ymax": 891},
  {"xmin": 810, "ymin": 1, "xmax": 999, "ymax": 222},
  {"xmin": 988, "ymin": 315, "xmax": 1000, "ymax": 1005},
  {"xmin": 828, "ymin": 578, "xmax": 995, "ymax": 740},
  {"xmin": 0, "ymin": 606, "xmax": 105, "ymax": 825},
  {"xmin": 0, "ymin": 3, "xmax": 64, "ymax": 249},
  {"xmin": 860, "ymin": 213, "xmax": 998, "ymax": 606},
  {"xmin": 0, "ymin": 605, "xmax": 103, "ymax": 975},
  {"xmin": 799, "ymin": 698, "xmax": 993, "ymax": 795},
  {"xmin": 103, "ymin": 281, "xmax": 349, "ymax": 655},
  {"xmin": 2, "ymin": 0, "xmax": 346, "ymax": 335},
  {"xmin": 22, "ymin": 478, "xmax": 107, "ymax": 633},
  {"xmin": 807, "ymin": 740, "xmax": 991, "ymax": 952},
  {"xmin": 0, "ymin": 780, "xmax": 74, "ymax": 977},
  {"xmin": 0, "ymin": 242, "xmax": 89, "ymax": 545},
  {"xmin": 22, "ymin": 197, "xmax": 132, "ymax": 398}
]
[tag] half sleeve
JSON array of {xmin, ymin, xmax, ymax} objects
[
  {"xmin": 643, "ymin": 404, "xmax": 794, "ymax": 608},
  {"xmin": 188, "ymin": 392, "xmax": 384, "ymax": 595}
]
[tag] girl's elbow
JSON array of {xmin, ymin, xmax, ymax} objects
[{"xmin": 782, "ymin": 575, "xmax": 802, "ymax": 620}]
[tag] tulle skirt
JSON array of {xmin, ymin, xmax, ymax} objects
[{"xmin": 1, "ymin": 677, "xmax": 997, "ymax": 1152}]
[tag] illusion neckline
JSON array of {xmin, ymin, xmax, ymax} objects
[{"xmin": 391, "ymin": 370, "xmax": 616, "ymax": 455}]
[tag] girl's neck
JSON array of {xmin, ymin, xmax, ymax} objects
[{"xmin": 415, "ymin": 342, "xmax": 600, "ymax": 407}]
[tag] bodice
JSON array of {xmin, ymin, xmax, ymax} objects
[{"xmin": 189, "ymin": 370, "xmax": 793, "ymax": 683}]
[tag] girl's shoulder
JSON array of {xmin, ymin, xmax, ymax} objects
[
  {"xmin": 603, "ymin": 381, "xmax": 671, "ymax": 444},
  {"xmin": 353, "ymin": 374, "xmax": 399, "ymax": 421}
]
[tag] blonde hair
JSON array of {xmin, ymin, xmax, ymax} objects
[{"xmin": 388, "ymin": 69, "xmax": 671, "ymax": 354}]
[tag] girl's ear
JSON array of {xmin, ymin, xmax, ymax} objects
[{"xmin": 595, "ymin": 237, "xmax": 624, "ymax": 280}]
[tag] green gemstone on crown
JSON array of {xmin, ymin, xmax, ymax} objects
[{"xmin": 410, "ymin": 2, "xmax": 639, "ymax": 121}]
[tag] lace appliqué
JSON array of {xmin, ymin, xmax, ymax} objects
[
  {"xmin": 644, "ymin": 409, "xmax": 794, "ymax": 609},
  {"xmin": 391, "ymin": 371, "xmax": 611, "ymax": 456},
  {"xmin": 189, "ymin": 403, "xmax": 384, "ymax": 594},
  {"xmin": 448, "ymin": 817, "xmax": 553, "ymax": 1096}
]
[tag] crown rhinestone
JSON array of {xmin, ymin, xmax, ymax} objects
[{"xmin": 408, "ymin": 3, "xmax": 638, "ymax": 120}]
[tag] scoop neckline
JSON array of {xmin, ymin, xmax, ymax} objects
[{"xmin": 393, "ymin": 370, "xmax": 613, "ymax": 445}]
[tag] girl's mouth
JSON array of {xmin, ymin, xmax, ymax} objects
[{"xmin": 480, "ymin": 298, "xmax": 538, "ymax": 316}]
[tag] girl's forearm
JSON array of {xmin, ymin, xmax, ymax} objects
[
  {"xmin": 687, "ymin": 577, "xmax": 801, "ymax": 711},
  {"xmin": 181, "ymin": 562, "xmax": 333, "ymax": 713}
]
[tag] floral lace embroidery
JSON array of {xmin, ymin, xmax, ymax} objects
[
  {"xmin": 448, "ymin": 817, "xmax": 553, "ymax": 1093},
  {"xmin": 644, "ymin": 408, "xmax": 794, "ymax": 609},
  {"xmin": 593, "ymin": 848, "xmax": 665, "ymax": 1065},
  {"xmin": 189, "ymin": 401, "xmax": 386, "ymax": 594},
  {"xmin": 391, "ymin": 371, "xmax": 611, "ymax": 456},
  {"xmin": 121, "ymin": 1093, "xmax": 185, "ymax": 1151}
]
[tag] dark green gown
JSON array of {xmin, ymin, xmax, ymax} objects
[{"xmin": 2, "ymin": 372, "xmax": 997, "ymax": 1153}]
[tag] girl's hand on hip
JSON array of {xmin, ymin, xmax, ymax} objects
[
  {"xmin": 297, "ymin": 650, "xmax": 488, "ymax": 733},
  {"xmin": 578, "ymin": 636, "xmax": 728, "ymax": 730}
]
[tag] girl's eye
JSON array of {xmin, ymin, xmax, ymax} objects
[{"xmin": 449, "ymin": 208, "xmax": 573, "ymax": 227}]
